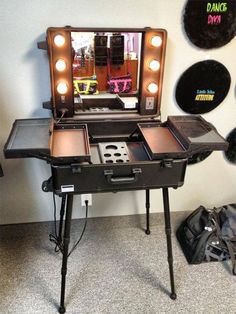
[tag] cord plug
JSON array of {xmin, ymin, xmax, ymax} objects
[{"xmin": 81, "ymin": 194, "xmax": 92, "ymax": 206}]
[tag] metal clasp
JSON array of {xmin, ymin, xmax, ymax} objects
[{"xmin": 161, "ymin": 159, "xmax": 173, "ymax": 168}]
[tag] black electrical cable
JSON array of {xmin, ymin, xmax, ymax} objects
[
  {"xmin": 56, "ymin": 109, "xmax": 67, "ymax": 124},
  {"xmin": 53, "ymin": 193, "xmax": 58, "ymax": 237},
  {"xmin": 67, "ymin": 200, "xmax": 89, "ymax": 257},
  {"xmin": 49, "ymin": 195, "xmax": 89, "ymax": 256},
  {"xmin": 49, "ymin": 192, "xmax": 63, "ymax": 253}
]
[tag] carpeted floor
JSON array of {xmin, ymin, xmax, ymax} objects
[{"xmin": 0, "ymin": 211, "xmax": 235, "ymax": 314}]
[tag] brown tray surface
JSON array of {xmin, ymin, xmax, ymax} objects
[
  {"xmin": 51, "ymin": 129, "xmax": 89, "ymax": 158},
  {"xmin": 141, "ymin": 127, "xmax": 184, "ymax": 154}
]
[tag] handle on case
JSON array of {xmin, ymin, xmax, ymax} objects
[{"xmin": 104, "ymin": 168, "xmax": 142, "ymax": 184}]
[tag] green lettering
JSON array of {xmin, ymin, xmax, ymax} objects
[
  {"xmin": 206, "ymin": 2, "xmax": 228, "ymax": 13},
  {"xmin": 207, "ymin": 2, "xmax": 211, "ymax": 12}
]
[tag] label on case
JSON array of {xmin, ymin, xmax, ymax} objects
[{"xmin": 61, "ymin": 185, "xmax": 75, "ymax": 192}]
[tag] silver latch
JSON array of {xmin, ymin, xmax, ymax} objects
[
  {"xmin": 161, "ymin": 159, "xmax": 173, "ymax": 168},
  {"xmin": 71, "ymin": 164, "xmax": 82, "ymax": 174}
]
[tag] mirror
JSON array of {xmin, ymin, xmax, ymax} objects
[
  {"xmin": 46, "ymin": 27, "xmax": 166, "ymax": 117},
  {"xmin": 71, "ymin": 31, "xmax": 142, "ymax": 111}
]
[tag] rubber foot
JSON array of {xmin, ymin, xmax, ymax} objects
[
  {"xmin": 170, "ymin": 293, "xmax": 177, "ymax": 300},
  {"xmin": 58, "ymin": 306, "xmax": 66, "ymax": 314},
  {"xmin": 145, "ymin": 229, "xmax": 151, "ymax": 235}
]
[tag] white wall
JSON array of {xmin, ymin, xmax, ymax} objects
[{"xmin": 0, "ymin": 0, "xmax": 236, "ymax": 224}]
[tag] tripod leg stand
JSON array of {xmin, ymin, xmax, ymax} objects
[
  {"xmin": 56, "ymin": 189, "xmax": 176, "ymax": 313},
  {"xmin": 162, "ymin": 188, "xmax": 177, "ymax": 300},
  {"xmin": 58, "ymin": 194, "xmax": 74, "ymax": 314},
  {"xmin": 145, "ymin": 189, "xmax": 150, "ymax": 235}
]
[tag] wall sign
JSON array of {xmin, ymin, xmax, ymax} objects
[
  {"xmin": 175, "ymin": 60, "xmax": 231, "ymax": 114},
  {"xmin": 183, "ymin": 0, "xmax": 236, "ymax": 49}
]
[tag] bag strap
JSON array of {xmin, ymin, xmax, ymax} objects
[
  {"xmin": 210, "ymin": 208, "xmax": 236, "ymax": 275},
  {"xmin": 209, "ymin": 209, "xmax": 222, "ymax": 238},
  {"xmin": 191, "ymin": 229, "xmax": 214, "ymax": 263},
  {"xmin": 224, "ymin": 239, "xmax": 236, "ymax": 275},
  {"xmin": 209, "ymin": 209, "xmax": 228, "ymax": 250}
]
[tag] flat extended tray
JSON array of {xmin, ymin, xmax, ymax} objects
[
  {"xmin": 138, "ymin": 116, "xmax": 228, "ymax": 159},
  {"xmin": 4, "ymin": 116, "xmax": 228, "ymax": 163},
  {"xmin": 167, "ymin": 115, "xmax": 229, "ymax": 152},
  {"xmin": 50, "ymin": 123, "xmax": 91, "ymax": 163},
  {"xmin": 4, "ymin": 118, "xmax": 51, "ymax": 159},
  {"xmin": 138, "ymin": 123, "xmax": 185, "ymax": 159},
  {"xmin": 4, "ymin": 118, "xmax": 91, "ymax": 163}
]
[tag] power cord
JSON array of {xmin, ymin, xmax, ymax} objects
[
  {"xmin": 49, "ymin": 195, "xmax": 89, "ymax": 257},
  {"xmin": 68, "ymin": 200, "xmax": 88, "ymax": 257},
  {"xmin": 49, "ymin": 193, "xmax": 63, "ymax": 253},
  {"xmin": 56, "ymin": 108, "xmax": 68, "ymax": 124}
]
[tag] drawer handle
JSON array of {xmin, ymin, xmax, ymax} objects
[{"xmin": 104, "ymin": 168, "xmax": 142, "ymax": 184}]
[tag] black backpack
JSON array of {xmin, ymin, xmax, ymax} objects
[{"xmin": 176, "ymin": 204, "xmax": 236, "ymax": 275}]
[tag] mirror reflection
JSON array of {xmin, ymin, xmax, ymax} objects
[{"xmin": 71, "ymin": 32, "xmax": 142, "ymax": 100}]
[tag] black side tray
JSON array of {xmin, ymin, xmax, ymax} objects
[
  {"xmin": 4, "ymin": 118, "xmax": 51, "ymax": 159},
  {"xmin": 138, "ymin": 115, "xmax": 228, "ymax": 160}
]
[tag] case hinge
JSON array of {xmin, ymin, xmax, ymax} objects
[
  {"xmin": 37, "ymin": 41, "xmax": 47, "ymax": 50},
  {"xmin": 42, "ymin": 176, "xmax": 53, "ymax": 192},
  {"xmin": 43, "ymin": 100, "xmax": 52, "ymax": 110}
]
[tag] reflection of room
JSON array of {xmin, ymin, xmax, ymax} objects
[{"xmin": 71, "ymin": 32, "xmax": 141, "ymax": 96}]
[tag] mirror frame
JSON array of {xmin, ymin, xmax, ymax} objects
[{"xmin": 46, "ymin": 27, "xmax": 167, "ymax": 118}]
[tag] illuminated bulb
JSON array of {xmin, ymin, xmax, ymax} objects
[
  {"xmin": 55, "ymin": 59, "xmax": 66, "ymax": 71},
  {"xmin": 147, "ymin": 83, "xmax": 158, "ymax": 94},
  {"xmin": 151, "ymin": 36, "xmax": 162, "ymax": 47},
  {"xmin": 54, "ymin": 34, "xmax": 65, "ymax": 47},
  {"xmin": 57, "ymin": 82, "xmax": 68, "ymax": 94},
  {"xmin": 149, "ymin": 60, "xmax": 160, "ymax": 71}
]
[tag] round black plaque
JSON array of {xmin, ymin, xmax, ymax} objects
[
  {"xmin": 175, "ymin": 60, "xmax": 231, "ymax": 114},
  {"xmin": 183, "ymin": 0, "xmax": 236, "ymax": 49}
]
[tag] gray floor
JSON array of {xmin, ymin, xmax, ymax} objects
[{"xmin": 0, "ymin": 212, "xmax": 235, "ymax": 314}]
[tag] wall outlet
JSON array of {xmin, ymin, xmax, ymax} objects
[{"xmin": 81, "ymin": 194, "xmax": 92, "ymax": 206}]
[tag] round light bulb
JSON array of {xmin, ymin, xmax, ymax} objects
[
  {"xmin": 147, "ymin": 83, "xmax": 158, "ymax": 94},
  {"xmin": 57, "ymin": 82, "xmax": 68, "ymax": 94},
  {"xmin": 151, "ymin": 36, "xmax": 162, "ymax": 47},
  {"xmin": 55, "ymin": 59, "xmax": 66, "ymax": 71},
  {"xmin": 54, "ymin": 34, "xmax": 65, "ymax": 47},
  {"xmin": 149, "ymin": 60, "xmax": 160, "ymax": 71}
]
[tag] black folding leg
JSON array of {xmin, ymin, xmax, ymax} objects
[
  {"xmin": 59, "ymin": 194, "xmax": 74, "ymax": 314},
  {"xmin": 145, "ymin": 189, "xmax": 150, "ymax": 235},
  {"xmin": 162, "ymin": 188, "xmax": 177, "ymax": 300},
  {"xmin": 58, "ymin": 195, "xmax": 66, "ymax": 243}
]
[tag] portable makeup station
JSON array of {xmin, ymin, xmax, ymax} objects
[{"xmin": 4, "ymin": 27, "xmax": 228, "ymax": 313}]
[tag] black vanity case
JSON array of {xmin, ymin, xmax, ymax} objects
[
  {"xmin": 3, "ymin": 27, "xmax": 228, "ymax": 313},
  {"xmin": 4, "ymin": 114, "xmax": 227, "ymax": 194}
]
